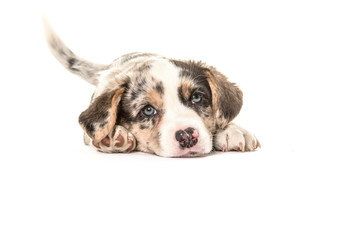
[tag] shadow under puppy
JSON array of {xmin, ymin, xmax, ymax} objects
[{"xmin": 44, "ymin": 21, "xmax": 260, "ymax": 157}]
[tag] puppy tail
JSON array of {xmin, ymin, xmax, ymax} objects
[{"xmin": 43, "ymin": 18, "xmax": 108, "ymax": 85}]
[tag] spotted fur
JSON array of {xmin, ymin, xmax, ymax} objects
[{"xmin": 44, "ymin": 20, "xmax": 260, "ymax": 157}]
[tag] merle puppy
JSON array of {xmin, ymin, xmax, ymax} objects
[{"xmin": 44, "ymin": 21, "xmax": 260, "ymax": 157}]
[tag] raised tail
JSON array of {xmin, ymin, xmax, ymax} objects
[{"xmin": 43, "ymin": 18, "xmax": 108, "ymax": 85}]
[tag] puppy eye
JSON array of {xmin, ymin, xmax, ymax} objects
[
  {"xmin": 191, "ymin": 93, "xmax": 202, "ymax": 104},
  {"xmin": 143, "ymin": 105, "xmax": 157, "ymax": 116}
]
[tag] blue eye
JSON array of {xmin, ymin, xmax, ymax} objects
[
  {"xmin": 191, "ymin": 93, "xmax": 202, "ymax": 104},
  {"xmin": 143, "ymin": 105, "xmax": 157, "ymax": 116}
]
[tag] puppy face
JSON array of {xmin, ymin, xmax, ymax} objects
[
  {"xmin": 118, "ymin": 58, "xmax": 214, "ymax": 157},
  {"xmin": 79, "ymin": 54, "xmax": 243, "ymax": 157}
]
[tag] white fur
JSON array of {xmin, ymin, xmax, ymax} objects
[{"xmin": 214, "ymin": 123, "xmax": 259, "ymax": 152}]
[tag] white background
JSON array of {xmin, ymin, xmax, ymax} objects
[{"xmin": 1, "ymin": 0, "xmax": 359, "ymax": 239}]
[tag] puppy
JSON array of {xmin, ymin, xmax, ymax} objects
[{"xmin": 44, "ymin": 21, "xmax": 260, "ymax": 157}]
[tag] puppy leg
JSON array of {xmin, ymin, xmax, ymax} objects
[
  {"xmin": 214, "ymin": 123, "xmax": 260, "ymax": 152},
  {"xmin": 84, "ymin": 125, "xmax": 136, "ymax": 153}
]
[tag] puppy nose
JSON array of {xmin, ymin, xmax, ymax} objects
[{"xmin": 175, "ymin": 127, "xmax": 198, "ymax": 148}]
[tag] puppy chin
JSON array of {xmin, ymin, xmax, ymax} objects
[
  {"xmin": 173, "ymin": 148, "xmax": 209, "ymax": 158},
  {"xmin": 156, "ymin": 142, "xmax": 212, "ymax": 158}
]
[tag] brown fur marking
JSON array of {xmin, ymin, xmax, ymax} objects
[
  {"xmin": 146, "ymin": 88, "xmax": 163, "ymax": 110},
  {"xmin": 181, "ymin": 80, "xmax": 196, "ymax": 100}
]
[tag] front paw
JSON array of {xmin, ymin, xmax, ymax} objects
[
  {"xmin": 214, "ymin": 124, "xmax": 260, "ymax": 152},
  {"xmin": 86, "ymin": 125, "xmax": 136, "ymax": 153}
]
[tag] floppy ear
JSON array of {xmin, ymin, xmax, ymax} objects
[
  {"xmin": 79, "ymin": 88, "xmax": 125, "ymax": 143},
  {"xmin": 205, "ymin": 67, "xmax": 243, "ymax": 129}
]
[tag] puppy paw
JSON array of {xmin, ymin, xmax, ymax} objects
[
  {"xmin": 87, "ymin": 125, "xmax": 136, "ymax": 153},
  {"xmin": 214, "ymin": 123, "xmax": 260, "ymax": 152}
]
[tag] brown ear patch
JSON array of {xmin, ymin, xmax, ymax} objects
[
  {"xmin": 205, "ymin": 69, "xmax": 243, "ymax": 129},
  {"xmin": 79, "ymin": 88, "xmax": 124, "ymax": 142},
  {"xmin": 205, "ymin": 71, "xmax": 219, "ymax": 116}
]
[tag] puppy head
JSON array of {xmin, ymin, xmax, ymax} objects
[{"xmin": 79, "ymin": 55, "xmax": 243, "ymax": 157}]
